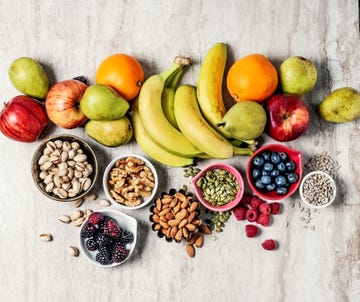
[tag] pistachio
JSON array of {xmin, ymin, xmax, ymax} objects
[
  {"xmin": 84, "ymin": 208, "xmax": 93, "ymax": 218},
  {"xmin": 72, "ymin": 197, "xmax": 84, "ymax": 208},
  {"xmin": 70, "ymin": 210, "xmax": 84, "ymax": 221},
  {"xmin": 39, "ymin": 233, "xmax": 53, "ymax": 242},
  {"xmin": 74, "ymin": 216, "xmax": 85, "ymax": 227},
  {"xmin": 74, "ymin": 154, "xmax": 87, "ymax": 163},
  {"xmin": 98, "ymin": 199, "xmax": 111, "ymax": 207},
  {"xmin": 68, "ymin": 246, "xmax": 80, "ymax": 257},
  {"xmin": 58, "ymin": 215, "xmax": 71, "ymax": 224},
  {"xmin": 85, "ymin": 192, "xmax": 96, "ymax": 201}
]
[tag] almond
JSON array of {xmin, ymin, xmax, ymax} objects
[
  {"xmin": 180, "ymin": 198, "xmax": 189, "ymax": 209},
  {"xmin": 189, "ymin": 201, "xmax": 199, "ymax": 212},
  {"xmin": 174, "ymin": 192, "xmax": 187, "ymax": 202},
  {"xmin": 165, "ymin": 212, "xmax": 175, "ymax": 220},
  {"xmin": 168, "ymin": 219, "xmax": 180, "ymax": 227},
  {"xmin": 195, "ymin": 234, "xmax": 204, "ymax": 248},
  {"xmin": 186, "ymin": 244, "xmax": 195, "ymax": 258},
  {"xmin": 175, "ymin": 209, "xmax": 187, "ymax": 220},
  {"xmin": 153, "ymin": 223, "xmax": 161, "ymax": 231},
  {"xmin": 182, "ymin": 227, "xmax": 189, "ymax": 239},
  {"xmin": 172, "ymin": 203, "xmax": 181, "ymax": 214},
  {"xmin": 187, "ymin": 234, "xmax": 197, "ymax": 245},
  {"xmin": 187, "ymin": 211, "xmax": 197, "ymax": 223},
  {"xmin": 185, "ymin": 223, "xmax": 196, "ymax": 232},
  {"xmin": 178, "ymin": 218, "xmax": 188, "ymax": 229},
  {"xmin": 151, "ymin": 214, "xmax": 160, "ymax": 223},
  {"xmin": 170, "ymin": 226, "xmax": 178, "ymax": 238},
  {"xmin": 199, "ymin": 224, "xmax": 212, "ymax": 234},
  {"xmin": 159, "ymin": 208, "xmax": 171, "ymax": 216},
  {"xmin": 175, "ymin": 228, "xmax": 183, "ymax": 241},
  {"xmin": 159, "ymin": 220, "xmax": 169, "ymax": 229},
  {"xmin": 155, "ymin": 198, "xmax": 162, "ymax": 211}
]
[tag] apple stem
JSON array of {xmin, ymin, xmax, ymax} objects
[{"xmin": 216, "ymin": 122, "xmax": 226, "ymax": 127}]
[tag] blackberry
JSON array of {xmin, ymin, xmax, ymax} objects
[
  {"xmin": 85, "ymin": 238, "xmax": 97, "ymax": 251},
  {"xmin": 119, "ymin": 229, "xmax": 134, "ymax": 245},
  {"xmin": 95, "ymin": 232, "xmax": 114, "ymax": 248},
  {"xmin": 81, "ymin": 222, "xmax": 96, "ymax": 239},
  {"xmin": 112, "ymin": 245, "xmax": 128, "ymax": 263},
  {"xmin": 103, "ymin": 219, "xmax": 120, "ymax": 238},
  {"xmin": 95, "ymin": 246, "xmax": 113, "ymax": 265},
  {"xmin": 88, "ymin": 212, "xmax": 105, "ymax": 227},
  {"xmin": 73, "ymin": 76, "xmax": 88, "ymax": 85}
]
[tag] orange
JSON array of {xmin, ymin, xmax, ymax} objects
[
  {"xmin": 96, "ymin": 53, "xmax": 144, "ymax": 101},
  {"xmin": 226, "ymin": 54, "xmax": 278, "ymax": 102}
]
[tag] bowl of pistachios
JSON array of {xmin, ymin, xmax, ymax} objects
[
  {"xmin": 31, "ymin": 134, "xmax": 98, "ymax": 202},
  {"xmin": 191, "ymin": 163, "xmax": 244, "ymax": 212}
]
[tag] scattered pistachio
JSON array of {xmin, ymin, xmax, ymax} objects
[
  {"xmin": 39, "ymin": 233, "xmax": 53, "ymax": 242},
  {"xmin": 57, "ymin": 215, "xmax": 71, "ymax": 224},
  {"xmin": 74, "ymin": 216, "xmax": 86, "ymax": 227},
  {"xmin": 98, "ymin": 199, "xmax": 111, "ymax": 207},
  {"xmin": 72, "ymin": 197, "xmax": 84, "ymax": 208},
  {"xmin": 68, "ymin": 246, "xmax": 79, "ymax": 257},
  {"xmin": 70, "ymin": 210, "xmax": 84, "ymax": 221},
  {"xmin": 85, "ymin": 193, "xmax": 97, "ymax": 201}
]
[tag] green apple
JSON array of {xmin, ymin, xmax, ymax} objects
[
  {"xmin": 80, "ymin": 84, "xmax": 129, "ymax": 120},
  {"xmin": 279, "ymin": 56, "xmax": 317, "ymax": 95},
  {"xmin": 85, "ymin": 116, "xmax": 133, "ymax": 147},
  {"xmin": 217, "ymin": 101, "xmax": 267, "ymax": 140},
  {"xmin": 319, "ymin": 87, "xmax": 360, "ymax": 123},
  {"xmin": 8, "ymin": 57, "xmax": 49, "ymax": 99}
]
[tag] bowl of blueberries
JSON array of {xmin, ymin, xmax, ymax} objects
[{"xmin": 246, "ymin": 144, "xmax": 302, "ymax": 201}]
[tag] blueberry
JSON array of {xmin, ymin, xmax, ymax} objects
[
  {"xmin": 266, "ymin": 183, "xmax": 276, "ymax": 191},
  {"xmin": 270, "ymin": 169, "xmax": 280, "ymax": 177},
  {"xmin": 287, "ymin": 173, "xmax": 299, "ymax": 184},
  {"xmin": 276, "ymin": 187, "xmax": 288, "ymax": 195},
  {"xmin": 285, "ymin": 161, "xmax": 296, "ymax": 172},
  {"xmin": 264, "ymin": 162, "xmax": 274, "ymax": 172},
  {"xmin": 261, "ymin": 170, "xmax": 269, "ymax": 176},
  {"xmin": 275, "ymin": 175, "xmax": 287, "ymax": 187},
  {"xmin": 279, "ymin": 151, "xmax": 288, "ymax": 161},
  {"xmin": 253, "ymin": 156, "xmax": 264, "ymax": 167},
  {"xmin": 277, "ymin": 162, "xmax": 286, "ymax": 172},
  {"xmin": 252, "ymin": 168, "xmax": 261, "ymax": 179},
  {"xmin": 261, "ymin": 152, "xmax": 271, "ymax": 161},
  {"xmin": 261, "ymin": 175, "xmax": 272, "ymax": 185},
  {"xmin": 255, "ymin": 179, "xmax": 265, "ymax": 189},
  {"xmin": 270, "ymin": 152, "xmax": 281, "ymax": 164}
]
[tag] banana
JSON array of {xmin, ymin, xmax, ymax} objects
[
  {"xmin": 197, "ymin": 42, "xmax": 231, "ymax": 138},
  {"xmin": 138, "ymin": 57, "xmax": 203, "ymax": 158},
  {"xmin": 174, "ymin": 84, "xmax": 234, "ymax": 159},
  {"xmin": 131, "ymin": 99, "xmax": 194, "ymax": 167},
  {"xmin": 161, "ymin": 67, "xmax": 183, "ymax": 129}
]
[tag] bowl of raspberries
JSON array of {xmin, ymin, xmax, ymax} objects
[{"xmin": 79, "ymin": 209, "xmax": 137, "ymax": 267}]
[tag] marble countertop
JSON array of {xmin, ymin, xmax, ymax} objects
[{"xmin": 0, "ymin": 1, "xmax": 359, "ymax": 301}]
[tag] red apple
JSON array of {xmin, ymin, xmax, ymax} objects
[
  {"xmin": 264, "ymin": 94, "xmax": 310, "ymax": 142},
  {"xmin": 0, "ymin": 95, "xmax": 48, "ymax": 142},
  {"xmin": 45, "ymin": 79, "xmax": 87, "ymax": 129}
]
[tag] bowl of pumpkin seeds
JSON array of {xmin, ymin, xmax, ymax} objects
[{"xmin": 191, "ymin": 163, "xmax": 244, "ymax": 212}]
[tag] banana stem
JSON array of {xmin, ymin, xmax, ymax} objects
[{"xmin": 160, "ymin": 56, "xmax": 192, "ymax": 82}]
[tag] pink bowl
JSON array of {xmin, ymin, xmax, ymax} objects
[
  {"xmin": 191, "ymin": 163, "xmax": 244, "ymax": 212},
  {"xmin": 246, "ymin": 144, "xmax": 302, "ymax": 201}
]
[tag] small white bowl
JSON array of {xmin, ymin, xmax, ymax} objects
[
  {"xmin": 79, "ymin": 209, "xmax": 137, "ymax": 267},
  {"xmin": 299, "ymin": 170, "xmax": 337, "ymax": 209},
  {"xmin": 103, "ymin": 154, "xmax": 158, "ymax": 210}
]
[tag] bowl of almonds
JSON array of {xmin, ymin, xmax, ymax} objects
[
  {"xmin": 103, "ymin": 154, "xmax": 158, "ymax": 210},
  {"xmin": 31, "ymin": 134, "xmax": 98, "ymax": 202}
]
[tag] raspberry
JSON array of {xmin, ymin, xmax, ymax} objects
[
  {"xmin": 262, "ymin": 239, "xmax": 277, "ymax": 250},
  {"xmin": 257, "ymin": 213, "xmax": 271, "ymax": 226},
  {"xmin": 270, "ymin": 202, "xmax": 281, "ymax": 214},
  {"xmin": 259, "ymin": 203, "xmax": 271, "ymax": 214},
  {"xmin": 88, "ymin": 212, "xmax": 104, "ymax": 226},
  {"xmin": 112, "ymin": 245, "xmax": 128, "ymax": 263},
  {"xmin": 246, "ymin": 208, "xmax": 258, "ymax": 222},
  {"xmin": 104, "ymin": 219, "xmax": 120, "ymax": 238},
  {"xmin": 80, "ymin": 222, "xmax": 96, "ymax": 238},
  {"xmin": 245, "ymin": 225, "xmax": 259, "ymax": 237},
  {"xmin": 232, "ymin": 206, "xmax": 247, "ymax": 221},
  {"xmin": 250, "ymin": 195, "xmax": 263, "ymax": 209},
  {"xmin": 239, "ymin": 194, "xmax": 251, "ymax": 206}
]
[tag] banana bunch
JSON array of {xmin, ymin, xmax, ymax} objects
[{"xmin": 132, "ymin": 46, "xmax": 255, "ymax": 167}]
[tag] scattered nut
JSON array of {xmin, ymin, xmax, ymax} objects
[
  {"xmin": 194, "ymin": 234, "xmax": 204, "ymax": 248},
  {"xmin": 98, "ymin": 199, "xmax": 111, "ymax": 207},
  {"xmin": 39, "ymin": 233, "xmax": 53, "ymax": 242},
  {"xmin": 74, "ymin": 216, "xmax": 86, "ymax": 227},
  {"xmin": 68, "ymin": 246, "xmax": 79, "ymax": 257},
  {"xmin": 186, "ymin": 244, "xmax": 195, "ymax": 258},
  {"xmin": 84, "ymin": 209, "xmax": 93, "ymax": 218},
  {"xmin": 70, "ymin": 210, "xmax": 84, "ymax": 221},
  {"xmin": 85, "ymin": 192, "xmax": 97, "ymax": 201},
  {"xmin": 57, "ymin": 215, "xmax": 71, "ymax": 224},
  {"xmin": 72, "ymin": 197, "xmax": 84, "ymax": 208}
]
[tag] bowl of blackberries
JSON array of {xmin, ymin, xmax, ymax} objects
[
  {"xmin": 246, "ymin": 144, "xmax": 302, "ymax": 201},
  {"xmin": 79, "ymin": 209, "xmax": 137, "ymax": 267}
]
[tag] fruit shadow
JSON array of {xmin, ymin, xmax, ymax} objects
[{"xmin": 127, "ymin": 218, "xmax": 151, "ymax": 263}]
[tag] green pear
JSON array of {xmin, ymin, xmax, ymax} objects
[
  {"xmin": 279, "ymin": 56, "xmax": 317, "ymax": 95},
  {"xmin": 319, "ymin": 87, "xmax": 360, "ymax": 123},
  {"xmin": 8, "ymin": 57, "xmax": 49, "ymax": 99},
  {"xmin": 80, "ymin": 84, "xmax": 129, "ymax": 120},
  {"xmin": 217, "ymin": 101, "xmax": 267, "ymax": 140},
  {"xmin": 85, "ymin": 116, "xmax": 133, "ymax": 147}
]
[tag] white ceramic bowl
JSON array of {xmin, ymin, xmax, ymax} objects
[
  {"xmin": 78, "ymin": 209, "xmax": 137, "ymax": 267},
  {"xmin": 299, "ymin": 170, "xmax": 337, "ymax": 209},
  {"xmin": 103, "ymin": 154, "xmax": 158, "ymax": 210}
]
